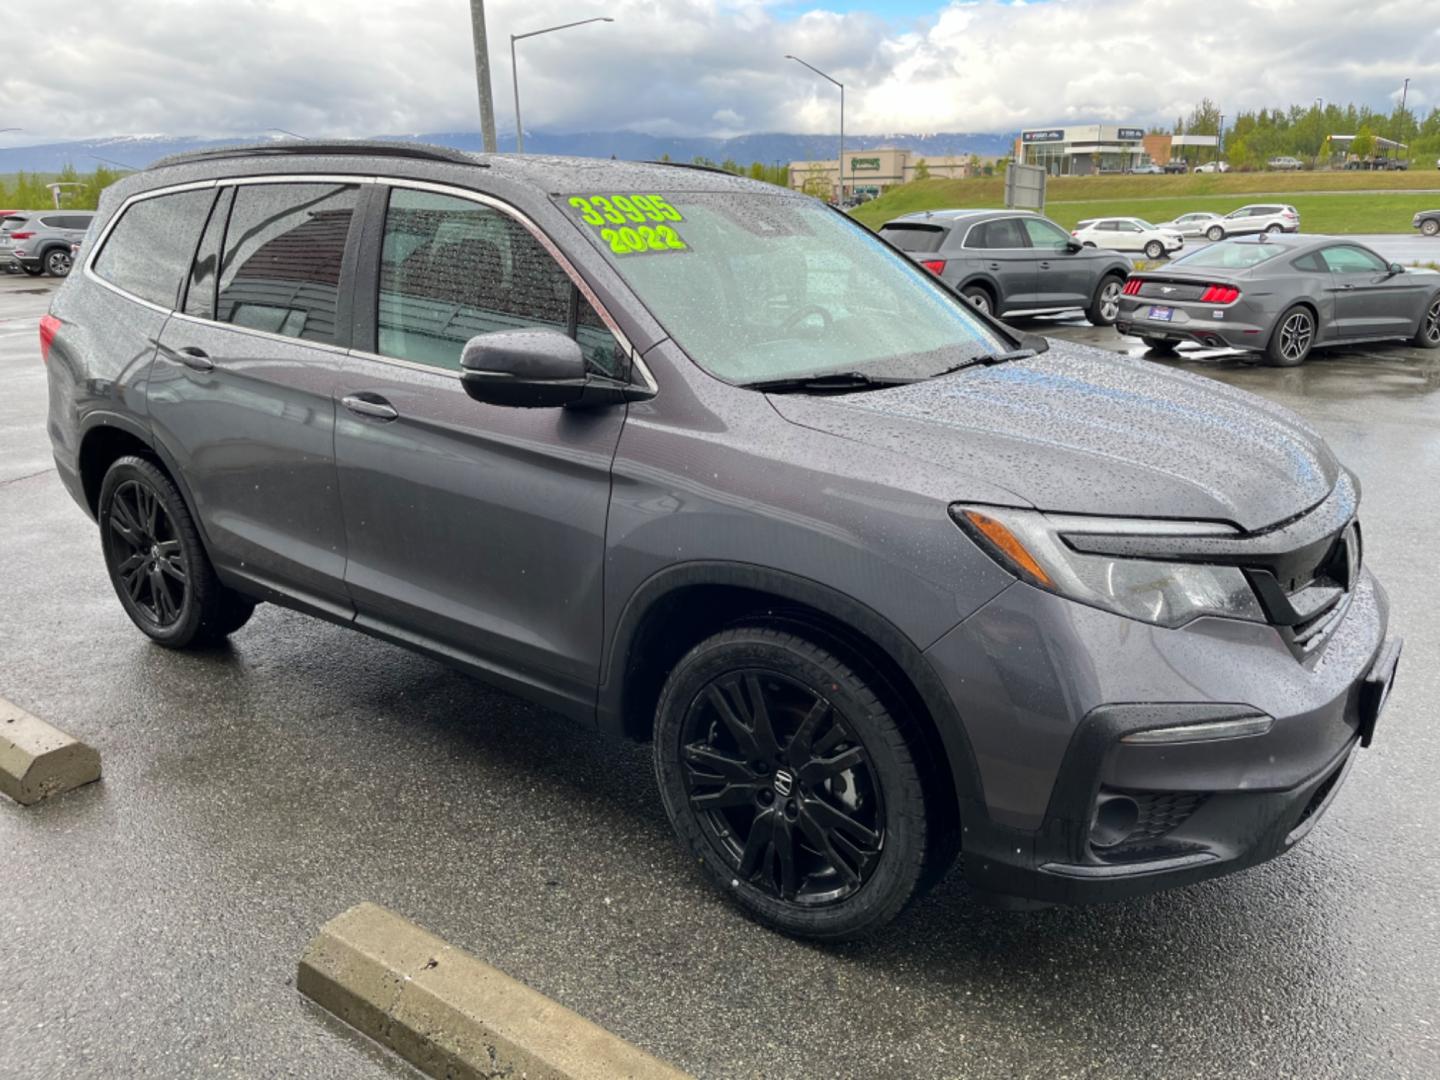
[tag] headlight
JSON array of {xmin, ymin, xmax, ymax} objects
[{"xmin": 951, "ymin": 505, "xmax": 1265, "ymax": 628}]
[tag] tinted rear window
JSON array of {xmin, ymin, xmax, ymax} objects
[
  {"xmin": 217, "ymin": 183, "xmax": 359, "ymax": 344},
  {"xmin": 92, "ymin": 189, "xmax": 216, "ymax": 308},
  {"xmin": 877, "ymin": 223, "xmax": 947, "ymax": 254}
]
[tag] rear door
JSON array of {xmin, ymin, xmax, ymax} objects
[
  {"xmin": 964, "ymin": 216, "xmax": 1038, "ymax": 310},
  {"xmin": 1023, "ymin": 216, "xmax": 1092, "ymax": 307},
  {"xmin": 1321, "ymin": 244, "xmax": 1426, "ymax": 338},
  {"xmin": 333, "ymin": 184, "xmax": 629, "ymax": 713},
  {"xmin": 148, "ymin": 180, "xmax": 361, "ymax": 616}
]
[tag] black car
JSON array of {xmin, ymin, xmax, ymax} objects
[
  {"xmin": 43, "ymin": 142, "xmax": 1401, "ymax": 939},
  {"xmin": 1413, "ymin": 209, "xmax": 1440, "ymax": 237},
  {"xmin": 878, "ymin": 209, "xmax": 1132, "ymax": 326}
]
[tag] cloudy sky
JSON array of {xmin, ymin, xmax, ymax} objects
[{"xmin": 3, "ymin": 0, "xmax": 1436, "ymax": 144}]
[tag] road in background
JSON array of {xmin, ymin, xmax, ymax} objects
[{"xmin": 2, "ymin": 274, "xmax": 1438, "ymax": 1078}]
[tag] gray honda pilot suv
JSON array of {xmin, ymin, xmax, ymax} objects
[{"xmin": 43, "ymin": 142, "xmax": 1401, "ymax": 940}]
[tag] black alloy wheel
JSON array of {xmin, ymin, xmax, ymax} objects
[
  {"xmin": 655, "ymin": 627, "xmax": 934, "ymax": 940},
  {"xmin": 680, "ymin": 670, "xmax": 885, "ymax": 906},
  {"xmin": 106, "ymin": 477, "xmax": 188, "ymax": 629},
  {"xmin": 99, "ymin": 456, "xmax": 256, "ymax": 647},
  {"xmin": 1265, "ymin": 305, "xmax": 1316, "ymax": 366}
]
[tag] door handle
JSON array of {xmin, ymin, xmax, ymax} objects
[
  {"xmin": 342, "ymin": 394, "xmax": 399, "ymax": 421},
  {"xmin": 177, "ymin": 346, "xmax": 213, "ymax": 372},
  {"xmin": 1039, "ymin": 262, "xmax": 1052, "ymax": 270},
  {"xmin": 987, "ymin": 262, "xmax": 1001, "ymax": 270}
]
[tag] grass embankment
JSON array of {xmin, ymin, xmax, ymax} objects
[{"xmin": 851, "ymin": 171, "xmax": 1440, "ymax": 234}]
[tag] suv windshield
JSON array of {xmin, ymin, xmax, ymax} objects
[{"xmin": 559, "ymin": 191, "xmax": 1007, "ymax": 384}]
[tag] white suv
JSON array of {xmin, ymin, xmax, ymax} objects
[{"xmin": 1211, "ymin": 204, "xmax": 1300, "ymax": 239}]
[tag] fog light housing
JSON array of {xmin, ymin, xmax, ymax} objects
[{"xmin": 1089, "ymin": 794, "xmax": 1140, "ymax": 848}]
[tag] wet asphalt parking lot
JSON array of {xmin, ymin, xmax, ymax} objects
[{"xmin": 2, "ymin": 268, "xmax": 1438, "ymax": 1079}]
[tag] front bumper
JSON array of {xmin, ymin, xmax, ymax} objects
[{"xmin": 924, "ymin": 569, "xmax": 1396, "ymax": 905}]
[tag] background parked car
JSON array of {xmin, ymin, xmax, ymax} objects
[
  {"xmin": 1212, "ymin": 204, "xmax": 1301, "ymax": 239},
  {"xmin": 1163, "ymin": 160, "xmax": 1189, "ymax": 174},
  {"xmin": 1131, "ymin": 163, "xmax": 1165, "ymax": 175},
  {"xmin": 1154, "ymin": 211, "xmax": 1227, "ymax": 240},
  {"xmin": 0, "ymin": 212, "xmax": 30, "ymax": 272},
  {"xmin": 1116, "ymin": 235, "xmax": 1440, "ymax": 365},
  {"xmin": 1268, "ymin": 156, "xmax": 1305, "ymax": 171},
  {"xmin": 1414, "ymin": 210, "xmax": 1440, "ymax": 237},
  {"xmin": 1193, "ymin": 161, "xmax": 1231, "ymax": 174},
  {"xmin": 878, "ymin": 208, "xmax": 1131, "ymax": 325},
  {"xmin": 1, "ymin": 210, "xmax": 94, "ymax": 276},
  {"xmin": 1071, "ymin": 217, "xmax": 1184, "ymax": 259}
]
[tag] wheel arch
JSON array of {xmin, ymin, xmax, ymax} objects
[
  {"xmin": 76, "ymin": 414, "xmax": 207, "ymax": 548},
  {"xmin": 956, "ymin": 275, "xmax": 999, "ymax": 310},
  {"xmin": 599, "ymin": 561, "xmax": 987, "ymax": 836}
]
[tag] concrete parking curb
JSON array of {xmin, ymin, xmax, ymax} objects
[
  {"xmin": 298, "ymin": 902, "xmax": 692, "ymax": 1080},
  {"xmin": 0, "ymin": 696, "xmax": 101, "ymax": 805}
]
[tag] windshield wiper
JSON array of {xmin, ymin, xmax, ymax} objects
[
  {"xmin": 928, "ymin": 348, "xmax": 1037, "ymax": 379},
  {"xmin": 743, "ymin": 371, "xmax": 916, "ymax": 394}
]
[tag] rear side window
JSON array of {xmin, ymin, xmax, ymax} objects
[
  {"xmin": 217, "ymin": 183, "xmax": 358, "ymax": 344},
  {"xmin": 968, "ymin": 218, "xmax": 1025, "ymax": 248},
  {"xmin": 375, "ymin": 188, "xmax": 625, "ymax": 377},
  {"xmin": 1290, "ymin": 252, "xmax": 1324, "ymax": 272},
  {"xmin": 92, "ymin": 189, "xmax": 217, "ymax": 309},
  {"xmin": 877, "ymin": 223, "xmax": 947, "ymax": 253}
]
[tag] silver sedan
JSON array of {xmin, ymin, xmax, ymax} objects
[
  {"xmin": 1154, "ymin": 212, "xmax": 1227, "ymax": 240},
  {"xmin": 1115, "ymin": 234, "xmax": 1440, "ymax": 365}
]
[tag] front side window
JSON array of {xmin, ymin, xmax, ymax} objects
[
  {"xmin": 1320, "ymin": 246, "xmax": 1387, "ymax": 274},
  {"xmin": 559, "ymin": 190, "xmax": 1007, "ymax": 385},
  {"xmin": 92, "ymin": 188, "xmax": 216, "ymax": 309},
  {"xmin": 1021, "ymin": 217, "xmax": 1070, "ymax": 250},
  {"xmin": 217, "ymin": 183, "xmax": 358, "ymax": 344},
  {"xmin": 377, "ymin": 189, "xmax": 624, "ymax": 377}
]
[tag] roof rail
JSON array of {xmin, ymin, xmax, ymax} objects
[
  {"xmin": 147, "ymin": 140, "xmax": 484, "ymax": 171},
  {"xmin": 645, "ymin": 159, "xmax": 742, "ymax": 178}
]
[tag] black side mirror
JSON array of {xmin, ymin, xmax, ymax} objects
[
  {"xmin": 1388, "ymin": 262, "xmax": 1405, "ymax": 276},
  {"xmin": 1065, "ymin": 240, "xmax": 1084, "ymax": 253},
  {"xmin": 460, "ymin": 329, "xmax": 588, "ymax": 407},
  {"xmin": 1019, "ymin": 332, "xmax": 1050, "ymax": 354}
]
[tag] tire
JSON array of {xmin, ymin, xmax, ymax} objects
[
  {"xmin": 1421, "ymin": 219, "xmax": 1439, "ymax": 237},
  {"xmin": 1086, "ymin": 274, "xmax": 1125, "ymax": 327},
  {"xmin": 1414, "ymin": 294, "xmax": 1440, "ymax": 349},
  {"xmin": 960, "ymin": 285, "xmax": 994, "ymax": 315},
  {"xmin": 20, "ymin": 262, "xmax": 43, "ymax": 277},
  {"xmin": 1082, "ymin": 241, "xmax": 1096, "ymax": 248},
  {"xmin": 1140, "ymin": 336, "xmax": 1178, "ymax": 355},
  {"xmin": 43, "ymin": 248, "xmax": 72, "ymax": 277},
  {"xmin": 1205, "ymin": 226, "xmax": 1225, "ymax": 242},
  {"xmin": 99, "ymin": 455, "xmax": 256, "ymax": 648},
  {"xmin": 1265, "ymin": 224, "xmax": 1283, "ymax": 235},
  {"xmin": 1143, "ymin": 240, "xmax": 1165, "ymax": 260},
  {"xmin": 1264, "ymin": 305, "xmax": 1316, "ymax": 366},
  {"xmin": 653, "ymin": 626, "xmax": 934, "ymax": 941}
]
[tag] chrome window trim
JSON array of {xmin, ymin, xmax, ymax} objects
[
  {"xmin": 82, "ymin": 171, "xmax": 655, "ymax": 394},
  {"xmin": 168, "ymin": 310, "xmax": 351, "ymax": 355}
]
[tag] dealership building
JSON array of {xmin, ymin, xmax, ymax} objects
[
  {"xmin": 788, "ymin": 148, "xmax": 976, "ymax": 199},
  {"xmin": 1014, "ymin": 125, "xmax": 1218, "ymax": 174}
]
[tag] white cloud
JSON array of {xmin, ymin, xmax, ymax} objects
[{"xmin": 0, "ymin": 0, "xmax": 1435, "ymax": 142}]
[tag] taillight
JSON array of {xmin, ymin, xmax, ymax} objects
[
  {"xmin": 920, "ymin": 259, "xmax": 946, "ymax": 275},
  {"xmin": 1121, "ymin": 279, "xmax": 1144, "ymax": 295},
  {"xmin": 10, "ymin": 231, "xmax": 34, "ymax": 240},
  {"xmin": 39, "ymin": 314, "xmax": 60, "ymax": 363},
  {"xmin": 1199, "ymin": 284, "xmax": 1241, "ymax": 303}
]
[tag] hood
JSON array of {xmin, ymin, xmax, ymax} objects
[{"xmin": 769, "ymin": 340, "xmax": 1339, "ymax": 532}]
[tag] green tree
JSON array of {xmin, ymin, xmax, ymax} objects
[
  {"xmin": 1351, "ymin": 124, "xmax": 1375, "ymax": 161},
  {"xmin": 912, "ymin": 158, "xmax": 930, "ymax": 181},
  {"xmin": 801, "ymin": 163, "xmax": 830, "ymax": 199}
]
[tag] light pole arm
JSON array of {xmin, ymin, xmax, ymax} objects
[
  {"xmin": 511, "ymin": 17, "xmax": 613, "ymax": 154},
  {"xmin": 785, "ymin": 55, "xmax": 845, "ymax": 202}
]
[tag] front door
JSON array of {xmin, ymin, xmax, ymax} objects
[
  {"xmin": 1023, "ymin": 217, "xmax": 1092, "ymax": 307},
  {"xmin": 334, "ymin": 186, "xmax": 628, "ymax": 713},
  {"xmin": 148, "ymin": 180, "xmax": 361, "ymax": 615},
  {"xmin": 1321, "ymin": 245, "xmax": 1423, "ymax": 339}
]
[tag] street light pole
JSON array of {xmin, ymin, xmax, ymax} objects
[
  {"xmin": 468, "ymin": 0, "xmax": 498, "ymax": 153},
  {"xmin": 785, "ymin": 55, "xmax": 844, "ymax": 202},
  {"xmin": 510, "ymin": 17, "xmax": 614, "ymax": 154}
]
